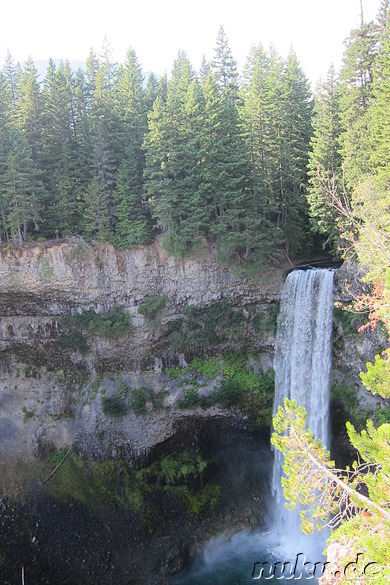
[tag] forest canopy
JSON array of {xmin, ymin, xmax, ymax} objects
[{"xmin": 0, "ymin": 5, "xmax": 389, "ymax": 273}]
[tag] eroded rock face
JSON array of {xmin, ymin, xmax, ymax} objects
[
  {"xmin": 0, "ymin": 238, "xmax": 281, "ymax": 462},
  {"xmin": 0, "ymin": 241, "xmax": 384, "ymax": 464},
  {"xmin": 0, "ymin": 237, "xmax": 281, "ymax": 370},
  {"xmin": 0, "ymin": 242, "xmax": 387, "ymax": 583},
  {"xmin": 0, "ymin": 237, "xmax": 282, "ymax": 314}
]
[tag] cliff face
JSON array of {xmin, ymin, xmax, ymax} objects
[
  {"xmin": 0, "ymin": 237, "xmax": 282, "ymax": 463},
  {"xmin": 0, "ymin": 240, "xmax": 386, "ymax": 584},
  {"xmin": 0, "ymin": 239, "xmax": 382, "ymax": 465},
  {"xmin": 0, "ymin": 237, "xmax": 282, "ymax": 364},
  {"xmin": 0, "ymin": 236, "xmax": 282, "ymax": 313}
]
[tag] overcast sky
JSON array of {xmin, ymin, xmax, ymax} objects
[{"xmin": 0, "ymin": 0, "xmax": 381, "ymax": 86}]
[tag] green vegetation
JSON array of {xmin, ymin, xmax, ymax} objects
[
  {"xmin": 272, "ymin": 400, "xmax": 390, "ymax": 583},
  {"xmin": 102, "ymin": 394, "xmax": 128, "ymax": 417},
  {"xmin": 101, "ymin": 382, "xmax": 164, "ymax": 417},
  {"xmin": 61, "ymin": 305, "xmax": 132, "ymax": 340},
  {"xmin": 21, "ymin": 406, "xmax": 34, "ymax": 422},
  {"xmin": 331, "ymin": 381, "xmax": 371, "ymax": 432},
  {"xmin": 189, "ymin": 357, "xmax": 221, "ymax": 379},
  {"xmin": 58, "ymin": 331, "xmax": 88, "ymax": 354},
  {"xmin": 171, "ymin": 299, "xmax": 245, "ymax": 350},
  {"xmin": 43, "ymin": 449, "xmax": 219, "ymax": 523},
  {"xmin": 251, "ymin": 303, "xmax": 280, "ymax": 336},
  {"xmin": 166, "ymin": 352, "xmax": 275, "ymax": 426},
  {"xmin": 138, "ymin": 294, "xmax": 168, "ymax": 327},
  {"xmin": 137, "ymin": 451, "xmax": 219, "ymax": 516},
  {"xmin": 271, "ymin": 16, "xmax": 390, "ymax": 569},
  {"xmin": 129, "ymin": 386, "xmax": 164, "ymax": 415},
  {"xmin": 0, "ymin": 28, "xmax": 314, "ymax": 270},
  {"xmin": 333, "ymin": 306, "xmax": 365, "ymax": 336}
]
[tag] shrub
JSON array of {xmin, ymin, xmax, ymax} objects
[
  {"xmin": 129, "ymin": 386, "xmax": 161, "ymax": 415},
  {"xmin": 212, "ymin": 378, "xmax": 244, "ymax": 407},
  {"xmin": 211, "ymin": 353, "xmax": 275, "ymax": 427},
  {"xmin": 190, "ymin": 357, "xmax": 221, "ymax": 379},
  {"xmin": 333, "ymin": 306, "xmax": 365, "ymax": 336},
  {"xmin": 102, "ymin": 395, "xmax": 128, "ymax": 416},
  {"xmin": 177, "ymin": 387, "xmax": 200, "ymax": 408},
  {"xmin": 165, "ymin": 366, "xmax": 184, "ymax": 379},
  {"xmin": 137, "ymin": 451, "xmax": 218, "ymax": 515},
  {"xmin": 138, "ymin": 295, "xmax": 168, "ymax": 326},
  {"xmin": 61, "ymin": 305, "xmax": 132, "ymax": 340},
  {"xmin": 58, "ymin": 331, "xmax": 88, "ymax": 354},
  {"xmin": 171, "ymin": 299, "xmax": 245, "ymax": 350},
  {"xmin": 252, "ymin": 303, "xmax": 280, "ymax": 335}
]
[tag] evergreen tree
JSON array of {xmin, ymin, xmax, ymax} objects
[
  {"xmin": 144, "ymin": 52, "xmax": 206, "ymax": 256},
  {"xmin": 145, "ymin": 72, "xmax": 159, "ymax": 112},
  {"xmin": 113, "ymin": 164, "xmax": 154, "ymax": 247},
  {"xmin": 39, "ymin": 59, "xmax": 82, "ymax": 236},
  {"xmin": 89, "ymin": 43, "xmax": 121, "ymax": 198},
  {"xmin": 367, "ymin": 8, "xmax": 390, "ymax": 185},
  {"xmin": 83, "ymin": 177, "xmax": 110, "ymax": 240},
  {"xmin": 339, "ymin": 20, "xmax": 378, "ymax": 188},
  {"xmin": 115, "ymin": 48, "xmax": 147, "ymax": 180},
  {"xmin": 1, "ymin": 127, "xmax": 43, "ymax": 244},
  {"xmin": 307, "ymin": 64, "xmax": 342, "ymax": 242},
  {"xmin": 0, "ymin": 71, "xmax": 13, "ymax": 241},
  {"xmin": 278, "ymin": 48, "xmax": 313, "ymax": 254},
  {"xmin": 16, "ymin": 57, "xmax": 44, "ymax": 164},
  {"xmin": 240, "ymin": 44, "xmax": 284, "ymax": 265},
  {"xmin": 205, "ymin": 29, "xmax": 250, "ymax": 264},
  {"xmin": 212, "ymin": 25, "xmax": 240, "ymax": 102},
  {"xmin": 73, "ymin": 67, "xmax": 93, "ymax": 189},
  {"xmin": 199, "ymin": 54, "xmax": 211, "ymax": 83},
  {"xmin": 4, "ymin": 51, "xmax": 19, "ymax": 115}
]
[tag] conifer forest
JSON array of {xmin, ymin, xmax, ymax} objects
[{"xmin": 0, "ymin": 7, "xmax": 388, "ymax": 273}]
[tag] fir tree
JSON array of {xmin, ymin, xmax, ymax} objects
[
  {"xmin": 2, "ymin": 127, "xmax": 43, "ymax": 244},
  {"xmin": 307, "ymin": 64, "xmax": 342, "ymax": 242},
  {"xmin": 83, "ymin": 177, "xmax": 110, "ymax": 240}
]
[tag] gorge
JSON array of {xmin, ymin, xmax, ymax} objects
[{"xmin": 0, "ymin": 239, "xmax": 384, "ymax": 584}]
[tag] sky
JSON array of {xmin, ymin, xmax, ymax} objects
[{"xmin": 0, "ymin": 0, "xmax": 382, "ymax": 87}]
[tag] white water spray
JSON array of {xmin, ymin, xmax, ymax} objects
[{"xmin": 272, "ymin": 269, "xmax": 334, "ymax": 554}]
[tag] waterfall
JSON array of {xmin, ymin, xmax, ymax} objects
[{"xmin": 271, "ymin": 268, "xmax": 334, "ymax": 554}]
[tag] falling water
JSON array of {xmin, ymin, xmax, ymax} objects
[
  {"xmin": 170, "ymin": 268, "xmax": 335, "ymax": 584},
  {"xmin": 272, "ymin": 268, "xmax": 334, "ymax": 555}
]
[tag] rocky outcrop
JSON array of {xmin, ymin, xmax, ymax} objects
[
  {"xmin": 0, "ymin": 240, "xmax": 384, "ymax": 464},
  {"xmin": 0, "ymin": 240, "xmax": 387, "ymax": 584},
  {"xmin": 0, "ymin": 236, "xmax": 282, "ymax": 314}
]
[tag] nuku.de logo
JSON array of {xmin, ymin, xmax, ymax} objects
[{"xmin": 252, "ymin": 552, "xmax": 379, "ymax": 580}]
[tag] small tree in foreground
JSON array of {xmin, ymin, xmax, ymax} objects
[{"xmin": 271, "ymin": 398, "xmax": 390, "ymax": 583}]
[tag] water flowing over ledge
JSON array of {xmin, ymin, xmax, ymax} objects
[{"xmin": 272, "ymin": 268, "xmax": 334, "ymax": 556}]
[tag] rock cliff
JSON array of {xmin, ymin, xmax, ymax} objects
[
  {"xmin": 0, "ymin": 237, "xmax": 282, "ymax": 463},
  {"xmin": 0, "ymin": 239, "xmax": 386, "ymax": 584}
]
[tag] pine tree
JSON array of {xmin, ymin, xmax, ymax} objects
[
  {"xmin": 89, "ymin": 43, "xmax": 121, "ymax": 198},
  {"xmin": 143, "ymin": 52, "xmax": 206, "ymax": 256},
  {"xmin": 0, "ymin": 71, "xmax": 13, "ymax": 241},
  {"xmin": 16, "ymin": 57, "xmax": 44, "ymax": 164},
  {"xmin": 4, "ymin": 51, "xmax": 19, "ymax": 115},
  {"xmin": 145, "ymin": 72, "xmax": 159, "ymax": 112},
  {"xmin": 115, "ymin": 48, "xmax": 147, "ymax": 180},
  {"xmin": 239, "ymin": 45, "xmax": 286, "ymax": 267},
  {"xmin": 39, "ymin": 59, "xmax": 82, "ymax": 236},
  {"xmin": 113, "ymin": 164, "xmax": 154, "ymax": 247},
  {"xmin": 204, "ymin": 29, "xmax": 250, "ymax": 264}
]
